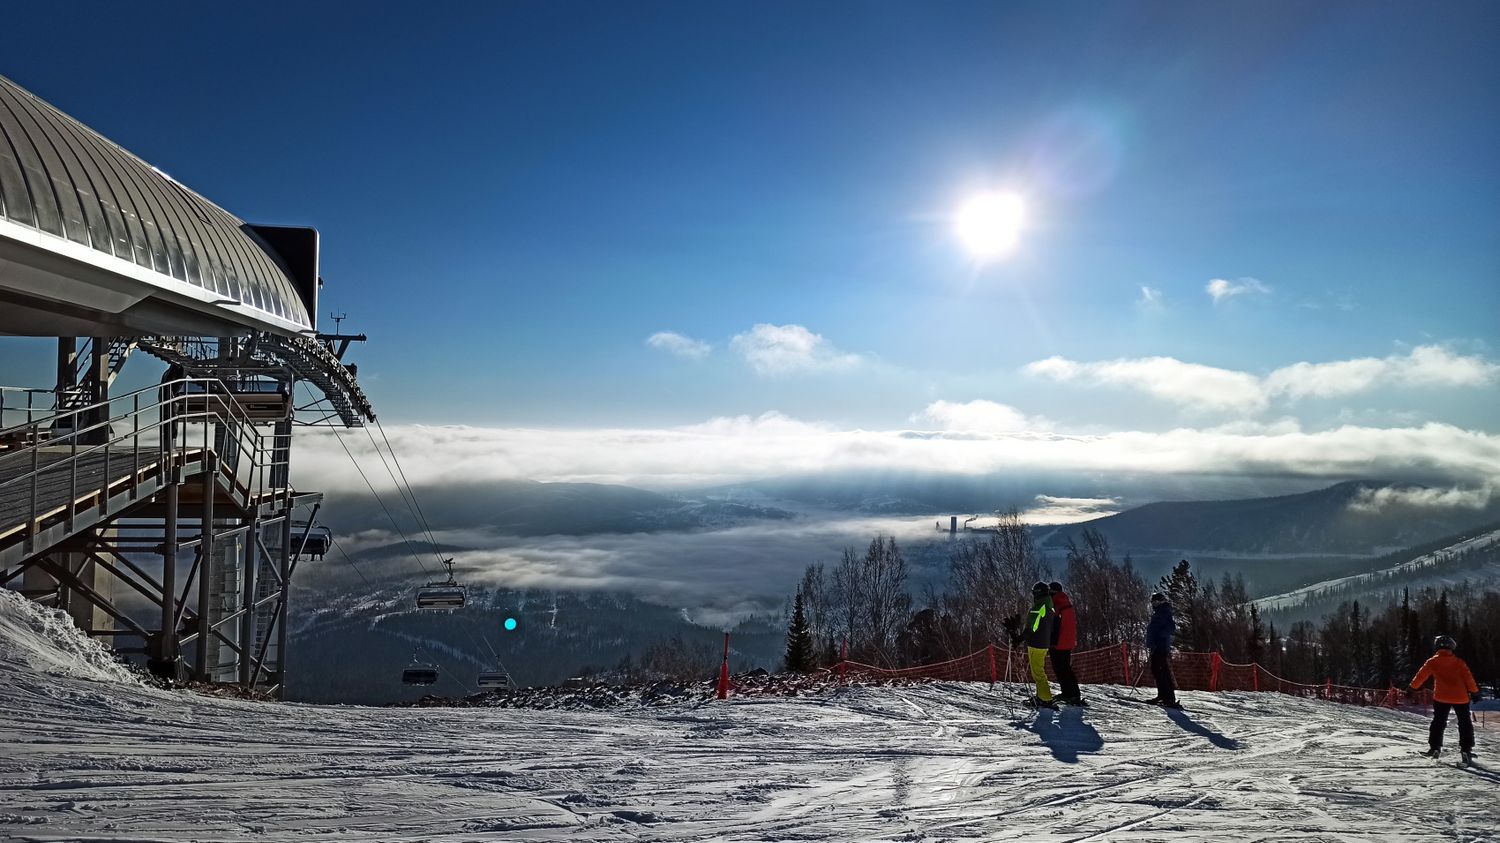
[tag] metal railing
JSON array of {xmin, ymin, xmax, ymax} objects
[
  {"xmin": 0, "ymin": 377, "xmax": 291, "ymax": 558},
  {"xmin": 0, "ymin": 387, "xmax": 56, "ymax": 431}
]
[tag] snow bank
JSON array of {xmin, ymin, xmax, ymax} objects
[{"xmin": 0, "ymin": 588, "xmax": 139, "ymax": 684}]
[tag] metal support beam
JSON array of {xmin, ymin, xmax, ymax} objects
[
  {"xmin": 238, "ymin": 510, "xmax": 258, "ymax": 687},
  {"xmin": 0, "ymin": 558, "xmax": 38, "ymax": 587},
  {"xmin": 158, "ymin": 476, "xmax": 179, "ymax": 668},
  {"xmin": 275, "ymin": 496, "xmax": 297, "ymax": 697},
  {"xmin": 250, "ymin": 593, "xmax": 283, "ymax": 689},
  {"xmin": 174, "ymin": 547, "xmax": 202, "ymax": 632},
  {"xmin": 84, "ymin": 552, "xmax": 160, "ymax": 610},
  {"xmin": 31, "ymin": 556, "xmax": 149, "ymax": 640},
  {"xmin": 256, "ymin": 535, "xmax": 284, "ymax": 588},
  {"xmin": 90, "ymin": 546, "xmax": 166, "ymax": 596},
  {"xmin": 194, "ymin": 454, "xmax": 215, "ymax": 682}
]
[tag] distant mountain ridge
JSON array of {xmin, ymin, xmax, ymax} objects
[
  {"xmin": 1254, "ymin": 522, "xmax": 1500, "ymax": 623},
  {"xmin": 1043, "ymin": 481, "xmax": 1500, "ymax": 557}
]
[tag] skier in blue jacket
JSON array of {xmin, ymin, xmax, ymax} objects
[{"xmin": 1146, "ymin": 592, "xmax": 1179, "ymax": 708}]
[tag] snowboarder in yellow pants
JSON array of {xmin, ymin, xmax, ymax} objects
[{"xmin": 1025, "ymin": 581, "xmax": 1056, "ymax": 708}]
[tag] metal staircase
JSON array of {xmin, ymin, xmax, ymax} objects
[
  {"xmin": 55, "ymin": 339, "xmax": 138, "ymax": 413},
  {"xmin": 0, "ymin": 376, "xmax": 287, "ymax": 569},
  {"xmin": 0, "ymin": 377, "xmax": 318, "ymax": 694}
]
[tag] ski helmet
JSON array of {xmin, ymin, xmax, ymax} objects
[
  {"xmin": 1032, "ymin": 581, "xmax": 1050, "ymax": 597},
  {"xmin": 1048, "ymin": 581, "xmax": 1064, "ymax": 594},
  {"xmin": 1434, "ymin": 634, "xmax": 1457, "ymax": 651},
  {"xmin": 1150, "ymin": 591, "xmax": 1168, "ymax": 605}
]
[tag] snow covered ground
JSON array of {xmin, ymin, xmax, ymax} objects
[
  {"xmin": 2, "ymin": 591, "xmax": 1498, "ymax": 842},
  {"xmin": 1255, "ymin": 528, "xmax": 1500, "ymax": 612}
]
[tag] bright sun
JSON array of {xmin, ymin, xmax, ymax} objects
[{"xmin": 954, "ymin": 191, "xmax": 1026, "ymax": 260}]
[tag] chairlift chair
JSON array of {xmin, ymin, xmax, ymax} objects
[
  {"xmin": 476, "ymin": 670, "xmax": 512, "ymax": 690},
  {"xmin": 415, "ymin": 557, "xmax": 466, "ymax": 610},
  {"xmin": 401, "ymin": 662, "xmax": 439, "ymax": 686},
  {"xmin": 291, "ymin": 522, "xmax": 332, "ymax": 560},
  {"xmin": 401, "ymin": 647, "xmax": 440, "ymax": 686}
]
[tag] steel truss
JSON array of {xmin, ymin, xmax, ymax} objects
[{"xmin": 0, "ymin": 359, "xmax": 343, "ymax": 699}]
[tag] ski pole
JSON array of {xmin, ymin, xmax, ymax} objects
[{"xmin": 1129, "ymin": 646, "xmax": 1148, "ymax": 698}]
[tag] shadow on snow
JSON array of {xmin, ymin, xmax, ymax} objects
[
  {"xmin": 1026, "ymin": 707, "xmax": 1105, "ymax": 763},
  {"xmin": 1165, "ymin": 707, "xmax": 1241, "ymax": 750}
]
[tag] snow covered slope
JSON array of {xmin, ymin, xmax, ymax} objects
[
  {"xmin": 1, "ymin": 589, "xmax": 1497, "ymax": 841},
  {"xmin": 1256, "ymin": 527, "xmax": 1500, "ymax": 613}
]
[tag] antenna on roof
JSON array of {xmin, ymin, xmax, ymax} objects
[{"xmin": 329, "ymin": 311, "xmax": 347, "ymax": 333}]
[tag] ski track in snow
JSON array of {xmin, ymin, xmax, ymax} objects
[{"xmin": 2, "ymin": 596, "xmax": 1498, "ymax": 841}]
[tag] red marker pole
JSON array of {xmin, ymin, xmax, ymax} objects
[
  {"xmin": 988, "ymin": 643, "xmax": 997, "ymax": 688},
  {"xmin": 839, "ymin": 638, "xmax": 847, "ymax": 686},
  {"xmin": 717, "ymin": 632, "xmax": 731, "ymax": 700},
  {"xmin": 1121, "ymin": 642, "xmax": 1130, "ymax": 687}
]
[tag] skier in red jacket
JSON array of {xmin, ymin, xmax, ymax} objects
[
  {"xmin": 1410, "ymin": 635, "xmax": 1479, "ymax": 764},
  {"xmin": 1049, "ymin": 582, "xmax": 1083, "ymax": 705}
]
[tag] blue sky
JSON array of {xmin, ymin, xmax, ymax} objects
[{"xmin": 3, "ymin": 2, "xmax": 1498, "ymax": 488}]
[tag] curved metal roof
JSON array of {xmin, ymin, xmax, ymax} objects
[{"xmin": 0, "ymin": 75, "xmax": 312, "ymax": 334}]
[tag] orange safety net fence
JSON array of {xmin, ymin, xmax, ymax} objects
[{"xmin": 839, "ymin": 642, "xmax": 1433, "ymax": 709}]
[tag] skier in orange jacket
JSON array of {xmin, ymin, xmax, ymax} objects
[{"xmin": 1409, "ymin": 635, "xmax": 1479, "ymax": 764}]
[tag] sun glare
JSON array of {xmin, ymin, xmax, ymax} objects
[{"xmin": 954, "ymin": 191, "xmax": 1026, "ymax": 260}]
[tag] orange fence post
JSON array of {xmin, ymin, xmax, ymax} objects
[
  {"xmin": 1324, "ymin": 679, "xmax": 1331, "ymax": 700},
  {"xmin": 838, "ymin": 638, "xmax": 847, "ymax": 686},
  {"xmin": 1121, "ymin": 642, "xmax": 1130, "ymax": 687},
  {"xmin": 717, "ymin": 632, "xmax": 731, "ymax": 700},
  {"xmin": 1209, "ymin": 652, "xmax": 1221, "ymax": 692},
  {"xmin": 988, "ymin": 643, "xmax": 997, "ymax": 687},
  {"xmin": 1253, "ymin": 664, "xmax": 1259, "ymax": 692}
]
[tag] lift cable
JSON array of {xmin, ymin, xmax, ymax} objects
[
  {"xmin": 363, "ymin": 421, "xmax": 512, "ymax": 682},
  {"xmin": 318, "ymin": 517, "xmax": 474, "ymax": 693},
  {"xmin": 373, "ymin": 417, "xmax": 448, "ymax": 567},
  {"xmin": 302, "ymin": 387, "xmax": 510, "ymax": 691},
  {"xmin": 326, "ymin": 533, "xmax": 376, "ymax": 590},
  {"xmin": 300, "ymin": 383, "xmax": 432, "ymax": 578},
  {"xmin": 362, "ymin": 422, "xmax": 446, "ymax": 569}
]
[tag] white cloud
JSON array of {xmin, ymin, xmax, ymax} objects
[
  {"xmin": 293, "ymin": 416, "xmax": 1500, "ymax": 493},
  {"xmin": 913, "ymin": 400, "xmax": 1049, "ymax": 433},
  {"xmin": 327, "ymin": 515, "xmax": 949, "ymax": 621},
  {"xmin": 1347, "ymin": 485, "xmax": 1494, "ymax": 514},
  {"xmin": 1398, "ymin": 345, "xmax": 1500, "ymax": 387},
  {"xmin": 1025, "ymin": 355, "xmax": 1267, "ymax": 413},
  {"xmin": 1265, "ymin": 346, "xmax": 1499, "ymax": 399},
  {"xmin": 729, "ymin": 323, "xmax": 861, "ymax": 376},
  {"xmin": 1017, "ymin": 495, "xmax": 1121, "ymax": 524},
  {"xmin": 1026, "ymin": 345, "xmax": 1499, "ymax": 412},
  {"xmin": 645, "ymin": 331, "xmax": 711, "ymax": 359},
  {"xmin": 1137, "ymin": 286, "xmax": 1163, "ymax": 310},
  {"xmin": 1263, "ymin": 358, "xmax": 1388, "ymax": 399},
  {"xmin": 1206, "ymin": 277, "xmax": 1270, "ymax": 304}
]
